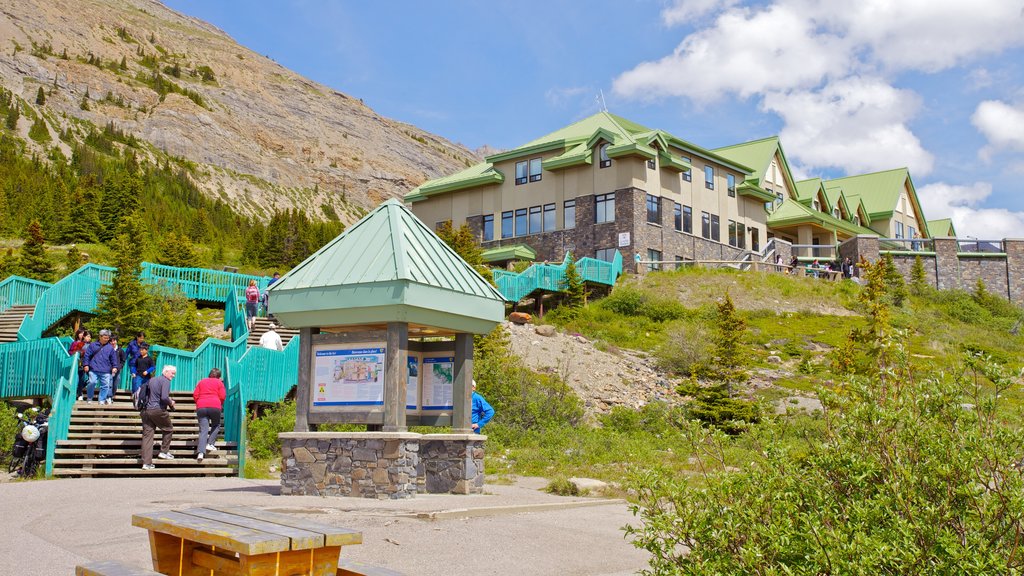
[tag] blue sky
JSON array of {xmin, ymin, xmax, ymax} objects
[{"xmin": 164, "ymin": 0, "xmax": 1024, "ymax": 239}]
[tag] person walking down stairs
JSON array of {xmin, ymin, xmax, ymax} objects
[
  {"xmin": 259, "ymin": 323, "xmax": 284, "ymax": 352},
  {"xmin": 141, "ymin": 365, "xmax": 177, "ymax": 470}
]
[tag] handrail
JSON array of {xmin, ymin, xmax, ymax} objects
[
  {"xmin": 492, "ymin": 250, "xmax": 623, "ymax": 303},
  {"xmin": 0, "ymin": 276, "xmax": 52, "ymax": 314},
  {"xmin": 223, "ymin": 360, "xmax": 248, "ymax": 478},
  {"xmin": 0, "ymin": 337, "xmax": 77, "ymax": 398},
  {"xmin": 45, "ymin": 353, "xmax": 78, "ymax": 477},
  {"xmin": 223, "ymin": 287, "xmax": 249, "ymax": 342},
  {"xmin": 151, "ymin": 336, "xmax": 249, "ymax": 392}
]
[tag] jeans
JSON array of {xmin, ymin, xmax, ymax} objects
[
  {"xmin": 196, "ymin": 408, "xmax": 221, "ymax": 456},
  {"xmin": 132, "ymin": 375, "xmax": 150, "ymax": 394},
  {"xmin": 77, "ymin": 371, "xmax": 88, "ymax": 397},
  {"xmin": 245, "ymin": 302, "xmax": 258, "ymax": 322},
  {"xmin": 141, "ymin": 409, "xmax": 174, "ymax": 465},
  {"xmin": 86, "ymin": 371, "xmax": 112, "ymax": 401}
]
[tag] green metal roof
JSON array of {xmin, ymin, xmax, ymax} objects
[
  {"xmin": 481, "ymin": 244, "xmax": 537, "ymax": 263},
  {"xmin": 794, "ymin": 178, "xmax": 824, "ymax": 203},
  {"xmin": 713, "ymin": 136, "xmax": 780, "ymax": 179},
  {"xmin": 404, "ymin": 162, "xmax": 504, "ymax": 203},
  {"xmin": 268, "ymin": 199, "xmax": 505, "ymax": 334},
  {"xmin": 823, "ymin": 168, "xmax": 913, "ymax": 218},
  {"xmin": 767, "ymin": 195, "xmax": 877, "ymax": 236},
  {"xmin": 927, "ymin": 218, "xmax": 956, "ymax": 237}
]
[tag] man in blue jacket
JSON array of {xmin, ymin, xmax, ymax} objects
[
  {"xmin": 471, "ymin": 380, "xmax": 494, "ymax": 434},
  {"xmin": 125, "ymin": 331, "xmax": 146, "ymax": 393},
  {"xmin": 83, "ymin": 329, "xmax": 121, "ymax": 405}
]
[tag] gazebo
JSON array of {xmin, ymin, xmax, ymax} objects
[{"xmin": 267, "ymin": 199, "xmax": 505, "ymax": 498}]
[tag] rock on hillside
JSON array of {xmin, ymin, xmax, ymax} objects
[{"xmin": 0, "ymin": 0, "xmax": 478, "ymax": 222}]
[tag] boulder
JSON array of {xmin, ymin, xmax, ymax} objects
[
  {"xmin": 534, "ymin": 325, "xmax": 556, "ymax": 337},
  {"xmin": 766, "ymin": 355, "xmax": 782, "ymax": 364},
  {"xmin": 568, "ymin": 477, "xmax": 608, "ymax": 493},
  {"xmin": 509, "ymin": 312, "xmax": 532, "ymax": 324}
]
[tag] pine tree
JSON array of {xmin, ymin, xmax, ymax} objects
[
  {"xmin": 119, "ymin": 56, "xmax": 127, "ymax": 71},
  {"xmin": 560, "ymin": 253, "xmax": 587, "ymax": 309},
  {"xmin": 92, "ymin": 215, "xmax": 151, "ymax": 338},
  {"xmin": 157, "ymin": 232, "xmax": 200, "ymax": 268},
  {"xmin": 148, "ymin": 286, "xmax": 203, "ymax": 349},
  {"xmin": 5, "ymin": 102, "xmax": 18, "ymax": 130},
  {"xmin": 0, "ymin": 248, "xmax": 25, "ymax": 277},
  {"xmin": 64, "ymin": 245, "xmax": 84, "ymax": 276},
  {"xmin": 435, "ymin": 221, "xmax": 482, "ymax": 266},
  {"xmin": 35, "ymin": 87, "xmax": 45, "ymax": 105},
  {"xmin": 882, "ymin": 254, "xmax": 908, "ymax": 307},
  {"xmin": 714, "ymin": 292, "xmax": 747, "ymax": 397},
  {"xmin": 62, "ymin": 186, "xmax": 101, "ymax": 243},
  {"xmin": 80, "ymin": 88, "xmax": 90, "ymax": 111},
  {"xmin": 910, "ymin": 255, "xmax": 928, "ymax": 295},
  {"xmin": 19, "ymin": 220, "xmax": 55, "ymax": 282}
]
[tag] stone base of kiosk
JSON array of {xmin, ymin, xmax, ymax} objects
[{"xmin": 279, "ymin": 432, "xmax": 485, "ymax": 499}]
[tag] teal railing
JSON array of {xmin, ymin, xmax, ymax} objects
[
  {"xmin": 229, "ymin": 337, "xmax": 300, "ymax": 403},
  {"xmin": 0, "ymin": 337, "xmax": 77, "ymax": 399},
  {"xmin": 17, "ymin": 264, "xmax": 114, "ymax": 341},
  {"xmin": 223, "ymin": 360, "xmax": 248, "ymax": 478},
  {"xmin": 223, "ymin": 287, "xmax": 250, "ymax": 342},
  {"xmin": 44, "ymin": 354, "xmax": 78, "ymax": 476},
  {"xmin": 140, "ymin": 263, "xmax": 268, "ymax": 304},
  {"xmin": 150, "ymin": 336, "xmax": 248, "ymax": 392},
  {"xmin": 492, "ymin": 251, "xmax": 623, "ymax": 303},
  {"xmin": 0, "ymin": 276, "xmax": 52, "ymax": 314}
]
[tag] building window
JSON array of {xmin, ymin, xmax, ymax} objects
[
  {"xmin": 701, "ymin": 211, "xmax": 710, "ymax": 239},
  {"xmin": 435, "ymin": 219, "xmax": 451, "ymax": 232},
  {"xmin": 775, "ymin": 191, "xmax": 783, "ymax": 207},
  {"xmin": 854, "ymin": 214, "xmax": 861, "ymax": 226},
  {"xmin": 704, "ymin": 165, "xmax": 714, "ymax": 190},
  {"xmin": 647, "ymin": 249, "xmax": 662, "ymax": 272},
  {"xmin": 599, "ymin": 144, "xmax": 611, "ymax": 168},
  {"xmin": 832, "ymin": 207, "xmax": 840, "ymax": 219},
  {"xmin": 482, "ymin": 214, "xmax": 494, "ymax": 242},
  {"xmin": 501, "ymin": 211, "xmax": 513, "ymax": 239},
  {"xmin": 682, "ymin": 156, "xmax": 692, "ymax": 182},
  {"xmin": 595, "ymin": 248, "xmax": 616, "ymax": 262},
  {"xmin": 543, "ymin": 203, "xmax": 556, "ymax": 232},
  {"xmin": 683, "ymin": 205, "xmax": 692, "ymax": 234},
  {"xmin": 647, "ymin": 158, "xmax": 656, "ymax": 170},
  {"xmin": 646, "ymin": 194, "xmax": 661, "ymax": 224},
  {"xmin": 737, "ymin": 222, "xmax": 746, "ymax": 249},
  {"xmin": 711, "ymin": 214, "xmax": 720, "ymax": 242},
  {"xmin": 751, "ymin": 228, "xmax": 759, "ymax": 252},
  {"xmin": 728, "ymin": 220, "xmax": 737, "ymax": 247},
  {"xmin": 595, "ymin": 193, "xmax": 615, "ymax": 223},
  {"xmin": 895, "ymin": 221, "xmax": 904, "ymax": 239},
  {"xmin": 515, "ymin": 208, "xmax": 528, "ymax": 236},
  {"xmin": 673, "ymin": 203, "xmax": 682, "ymax": 231},
  {"xmin": 515, "ymin": 161, "xmax": 528, "ymax": 185},
  {"xmin": 564, "ymin": 200, "xmax": 576, "ymax": 229},
  {"xmin": 908, "ymin": 225, "xmax": 916, "ymax": 239},
  {"xmin": 529, "ymin": 158, "xmax": 542, "ymax": 182},
  {"xmin": 529, "ymin": 205, "xmax": 542, "ymax": 234},
  {"xmin": 812, "ymin": 199, "xmax": 821, "ymax": 212},
  {"xmin": 727, "ymin": 174, "xmax": 736, "ymax": 197}
]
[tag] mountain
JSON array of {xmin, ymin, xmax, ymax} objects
[{"xmin": 0, "ymin": 0, "xmax": 478, "ymax": 223}]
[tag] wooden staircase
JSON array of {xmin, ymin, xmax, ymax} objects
[
  {"xmin": 0, "ymin": 304, "xmax": 33, "ymax": 343},
  {"xmin": 247, "ymin": 316, "xmax": 299, "ymax": 348},
  {"xmin": 52, "ymin": 391, "xmax": 238, "ymax": 477}
]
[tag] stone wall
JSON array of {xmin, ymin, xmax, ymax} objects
[{"xmin": 279, "ymin": 432, "xmax": 485, "ymax": 499}]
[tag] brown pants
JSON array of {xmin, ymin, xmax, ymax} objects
[{"xmin": 141, "ymin": 409, "xmax": 174, "ymax": 465}]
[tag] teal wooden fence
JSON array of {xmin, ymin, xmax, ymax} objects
[
  {"xmin": 0, "ymin": 276, "xmax": 52, "ymax": 314},
  {"xmin": 0, "ymin": 338, "xmax": 77, "ymax": 398},
  {"xmin": 492, "ymin": 250, "xmax": 623, "ymax": 303},
  {"xmin": 44, "ymin": 357, "xmax": 78, "ymax": 476}
]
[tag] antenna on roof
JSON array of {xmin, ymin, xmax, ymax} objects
[{"xmin": 597, "ymin": 89, "xmax": 608, "ymax": 112}]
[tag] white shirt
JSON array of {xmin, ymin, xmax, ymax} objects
[{"xmin": 259, "ymin": 330, "xmax": 283, "ymax": 352}]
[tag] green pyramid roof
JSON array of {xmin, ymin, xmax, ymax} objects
[
  {"xmin": 713, "ymin": 136, "xmax": 780, "ymax": 179},
  {"xmin": 927, "ymin": 218, "xmax": 956, "ymax": 237},
  {"xmin": 267, "ymin": 199, "xmax": 505, "ymax": 333}
]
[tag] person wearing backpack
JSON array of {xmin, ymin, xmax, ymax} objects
[
  {"xmin": 192, "ymin": 368, "xmax": 226, "ymax": 462},
  {"xmin": 140, "ymin": 365, "xmax": 177, "ymax": 470},
  {"xmin": 133, "ymin": 344, "xmax": 154, "ymax": 394},
  {"xmin": 245, "ymin": 279, "xmax": 260, "ymax": 329}
]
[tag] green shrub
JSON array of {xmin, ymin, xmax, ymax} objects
[
  {"xmin": 247, "ymin": 400, "xmax": 296, "ymax": 460},
  {"xmin": 938, "ymin": 290, "xmax": 990, "ymax": 324},
  {"xmin": 0, "ymin": 402, "xmax": 20, "ymax": 465},
  {"xmin": 655, "ymin": 322, "xmax": 713, "ymax": 377},
  {"xmin": 600, "ymin": 286, "xmax": 686, "ymax": 322},
  {"xmin": 600, "ymin": 402, "xmax": 685, "ymax": 435},
  {"xmin": 546, "ymin": 477, "xmax": 583, "ymax": 496},
  {"xmin": 676, "ymin": 381, "xmax": 760, "ymax": 435}
]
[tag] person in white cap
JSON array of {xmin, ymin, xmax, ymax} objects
[
  {"xmin": 471, "ymin": 380, "xmax": 494, "ymax": 434},
  {"xmin": 259, "ymin": 323, "xmax": 283, "ymax": 351}
]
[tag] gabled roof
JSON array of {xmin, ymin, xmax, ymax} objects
[
  {"xmin": 268, "ymin": 199, "xmax": 505, "ymax": 333},
  {"xmin": 406, "ymin": 112, "xmax": 754, "ymax": 203},
  {"xmin": 927, "ymin": 218, "xmax": 957, "ymax": 237},
  {"xmin": 823, "ymin": 168, "xmax": 912, "ymax": 218},
  {"xmin": 713, "ymin": 136, "xmax": 800, "ymax": 200},
  {"xmin": 767, "ymin": 193, "xmax": 877, "ymax": 237}
]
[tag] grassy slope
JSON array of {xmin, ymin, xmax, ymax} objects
[{"xmin": 487, "ymin": 268, "xmax": 1024, "ymax": 486}]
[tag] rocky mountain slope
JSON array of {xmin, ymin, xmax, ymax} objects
[{"xmin": 0, "ymin": 0, "xmax": 477, "ymax": 222}]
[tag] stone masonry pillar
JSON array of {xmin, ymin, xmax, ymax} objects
[
  {"xmin": 933, "ymin": 237, "xmax": 960, "ymax": 292},
  {"xmin": 1005, "ymin": 239, "xmax": 1024, "ymax": 305},
  {"xmin": 839, "ymin": 235, "xmax": 878, "ymax": 276}
]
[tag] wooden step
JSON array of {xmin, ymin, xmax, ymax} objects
[
  {"xmin": 67, "ymin": 433, "xmax": 210, "ymax": 440},
  {"xmin": 58, "ymin": 439, "xmax": 237, "ymax": 447},
  {"xmin": 52, "ymin": 467, "xmax": 236, "ymax": 477},
  {"xmin": 56, "ymin": 447, "xmax": 235, "ymax": 456},
  {"xmin": 52, "ymin": 457, "xmax": 235, "ymax": 466}
]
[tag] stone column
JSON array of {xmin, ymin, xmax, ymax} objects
[
  {"xmin": 839, "ymin": 235, "xmax": 878, "ymax": 275},
  {"xmin": 452, "ymin": 333, "xmax": 473, "ymax": 433},
  {"xmin": 294, "ymin": 327, "xmax": 316, "ymax": 432},
  {"xmin": 933, "ymin": 237, "xmax": 960, "ymax": 291},
  {"xmin": 1005, "ymin": 239, "xmax": 1024, "ymax": 305},
  {"xmin": 420, "ymin": 434, "xmax": 485, "ymax": 494},
  {"xmin": 383, "ymin": 322, "xmax": 408, "ymax": 432}
]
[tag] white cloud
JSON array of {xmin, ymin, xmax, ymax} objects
[
  {"xmin": 917, "ymin": 181, "xmax": 1024, "ymax": 240},
  {"xmin": 972, "ymin": 100, "xmax": 1024, "ymax": 161},
  {"xmin": 762, "ymin": 77, "xmax": 934, "ymax": 176},
  {"xmin": 661, "ymin": 0, "xmax": 739, "ymax": 24},
  {"xmin": 545, "ymin": 86, "xmax": 591, "ymax": 108},
  {"xmin": 615, "ymin": 4, "xmax": 850, "ymax": 103}
]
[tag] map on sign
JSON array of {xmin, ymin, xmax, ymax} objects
[
  {"xmin": 406, "ymin": 355, "xmax": 419, "ymax": 410},
  {"xmin": 312, "ymin": 346, "xmax": 385, "ymax": 406},
  {"xmin": 421, "ymin": 356, "xmax": 454, "ymax": 410}
]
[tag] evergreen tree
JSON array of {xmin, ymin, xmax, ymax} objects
[
  {"xmin": 35, "ymin": 87, "xmax": 45, "ymax": 105},
  {"xmin": 80, "ymin": 88, "xmax": 90, "ymax": 111},
  {"xmin": 5, "ymin": 102, "xmax": 18, "ymax": 130},
  {"xmin": 119, "ymin": 56, "xmax": 127, "ymax": 71},
  {"xmin": 157, "ymin": 232, "xmax": 200, "ymax": 268},
  {"xmin": 0, "ymin": 248, "xmax": 25, "ymax": 277},
  {"xmin": 910, "ymin": 255, "xmax": 928, "ymax": 295},
  {"xmin": 881, "ymin": 253, "xmax": 908, "ymax": 307},
  {"xmin": 147, "ymin": 286, "xmax": 204, "ymax": 349},
  {"xmin": 435, "ymin": 221, "xmax": 482, "ymax": 266},
  {"xmin": 713, "ymin": 292, "xmax": 747, "ymax": 396},
  {"xmin": 19, "ymin": 219, "xmax": 55, "ymax": 282},
  {"xmin": 92, "ymin": 215, "xmax": 151, "ymax": 338},
  {"xmin": 62, "ymin": 186, "xmax": 100, "ymax": 243},
  {"xmin": 560, "ymin": 253, "xmax": 587, "ymax": 309},
  {"xmin": 64, "ymin": 244, "xmax": 84, "ymax": 276}
]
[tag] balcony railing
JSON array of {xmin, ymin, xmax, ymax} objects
[
  {"xmin": 957, "ymin": 240, "xmax": 1005, "ymax": 254},
  {"xmin": 879, "ymin": 238, "xmax": 935, "ymax": 252},
  {"xmin": 790, "ymin": 244, "xmax": 837, "ymax": 260}
]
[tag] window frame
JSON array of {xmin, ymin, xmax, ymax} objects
[
  {"xmin": 528, "ymin": 205, "xmax": 542, "ymax": 235},
  {"xmin": 683, "ymin": 205, "xmax": 692, "ymax": 234},
  {"xmin": 728, "ymin": 220, "xmax": 738, "ymax": 247},
  {"xmin": 673, "ymin": 202, "xmax": 682, "ymax": 232},
  {"xmin": 711, "ymin": 214, "xmax": 720, "ymax": 242},
  {"xmin": 595, "ymin": 192, "xmax": 615, "ymax": 224},
  {"xmin": 646, "ymin": 194, "xmax": 661, "ymax": 225},
  {"xmin": 647, "ymin": 158, "xmax": 656, "ymax": 170},
  {"xmin": 514, "ymin": 208, "xmax": 528, "ymax": 237},
  {"xmin": 529, "ymin": 157, "xmax": 543, "ymax": 182},
  {"xmin": 681, "ymin": 156, "xmax": 692, "ymax": 182},
  {"xmin": 704, "ymin": 165, "xmax": 715, "ymax": 190},
  {"xmin": 895, "ymin": 221, "xmax": 904, "ymax": 239},
  {"xmin": 737, "ymin": 222, "xmax": 746, "ymax": 249},
  {"xmin": 501, "ymin": 211, "xmax": 513, "ymax": 239},
  {"xmin": 599, "ymin": 144, "xmax": 611, "ymax": 168},
  {"xmin": 750, "ymin": 228, "xmax": 759, "ymax": 252},
  {"xmin": 564, "ymin": 199, "xmax": 576, "ymax": 229},
  {"xmin": 482, "ymin": 214, "xmax": 494, "ymax": 242},
  {"xmin": 647, "ymin": 249, "xmax": 662, "ymax": 272},
  {"xmin": 595, "ymin": 248, "xmax": 616, "ymax": 262},
  {"xmin": 701, "ymin": 211, "xmax": 711, "ymax": 239},
  {"xmin": 727, "ymin": 174, "xmax": 736, "ymax": 197},
  {"xmin": 543, "ymin": 203, "xmax": 556, "ymax": 232},
  {"xmin": 515, "ymin": 161, "xmax": 528, "ymax": 185}
]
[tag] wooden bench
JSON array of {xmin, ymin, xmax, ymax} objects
[
  {"xmin": 76, "ymin": 561, "xmax": 162, "ymax": 576},
  {"xmin": 132, "ymin": 505, "xmax": 362, "ymax": 576},
  {"xmin": 337, "ymin": 559, "xmax": 408, "ymax": 576}
]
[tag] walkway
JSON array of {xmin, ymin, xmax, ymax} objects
[{"xmin": 0, "ymin": 476, "xmax": 648, "ymax": 576}]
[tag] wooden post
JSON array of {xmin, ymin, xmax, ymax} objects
[
  {"xmin": 294, "ymin": 327, "xmax": 316, "ymax": 432},
  {"xmin": 452, "ymin": 333, "xmax": 473, "ymax": 433},
  {"xmin": 383, "ymin": 322, "xmax": 408, "ymax": 432}
]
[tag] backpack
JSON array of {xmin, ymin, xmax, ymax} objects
[{"xmin": 134, "ymin": 380, "xmax": 151, "ymax": 411}]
